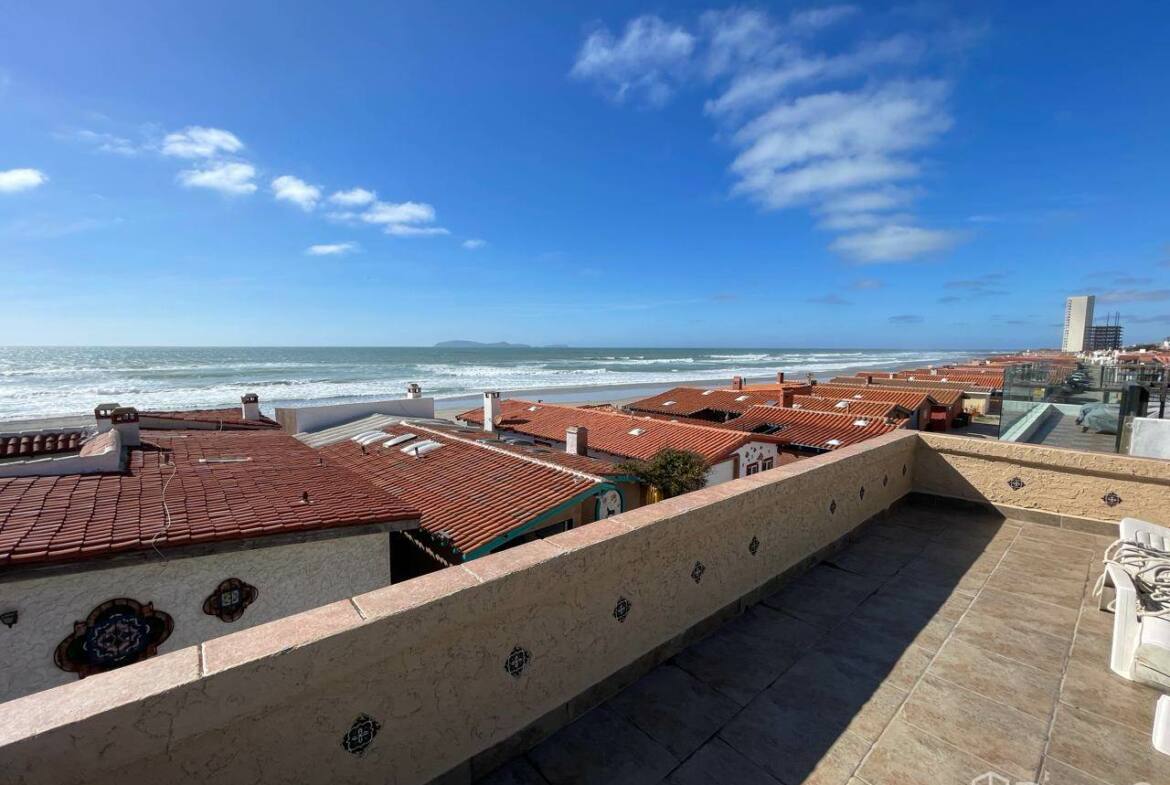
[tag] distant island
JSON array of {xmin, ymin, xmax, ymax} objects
[{"xmin": 435, "ymin": 340, "xmax": 569, "ymax": 348}]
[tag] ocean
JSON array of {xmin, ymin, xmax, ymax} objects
[{"xmin": 0, "ymin": 346, "xmax": 982, "ymax": 421}]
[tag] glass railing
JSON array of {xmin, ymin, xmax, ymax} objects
[{"xmin": 998, "ymin": 360, "xmax": 1166, "ymax": 453}]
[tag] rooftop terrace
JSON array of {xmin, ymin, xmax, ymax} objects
[
  {"xmin": 1, "ymin": 431, "xmax": 1168, "ymax": 785},
  {"xmin": 484, "ymin": 497, "xmax": 1164, "ymax": 785}
]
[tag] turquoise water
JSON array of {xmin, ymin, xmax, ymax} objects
[{"xmin": 0, "ymin": 346, "xmax": 981, "ymax": 419}]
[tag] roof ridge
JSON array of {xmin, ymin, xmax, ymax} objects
[{"xmin": 406, "ymin": 421, "xmax": 609, "ymax": 485}]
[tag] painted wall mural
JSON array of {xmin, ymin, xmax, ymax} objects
[
  {"xmin": 596, "ymin": 489, "xmax": 623, "ymax": 519},
  {"xmin": 54, "ymin": 598, "xmax": 174, "ymax": 678},
  {"xmin": 203, "ymin": 578, "xmax": 259, "ymax": 622}
]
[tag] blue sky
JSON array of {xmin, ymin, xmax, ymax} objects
[{"xmin": 1, "ymin": 1, "xmax": 1168, "ymax": 349}]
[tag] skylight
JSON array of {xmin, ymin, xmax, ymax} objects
[
  {"xmin": 736, "ymin": 395, "xmax": 750, "ymax": 402},
  {"xmin": 662, "ymin": 400, "xmax": 676, "ymax": 406},
  {"xmin": 835, "ymin": 401, "xmax": 848, "ymax": 408},
  {"xmin": 527, "ymin": 405, "xmax": 541, "ymax": 412},
  {"xmin": 853, "ymin": 419, "xmax": 870, "ymax": 427},
  {"xmin": 765, "ymin": 400, "xmax": 777, "ymax": 406},
  {"xmin": 853, "ymin": 394, "xmax": 863, "ymax": 399},
  {"xmin": 352, "ymin": 431, "xmax": 389, "ymax": 447},
  {"xmin": 826, "ymin": 439, "xmax": 842, "ymax": 447},
  {"xmin": 701, "ymin": 390, "xmax": 714, "ymax": 396},
  {"xmin": 402, "ymin": 439, "xmax": 443, "ymax": 456},
  {"xmin": 628, "ymin": 428, "xmax": 645, "ymax": 436},
  {"xmin": 382, "ymin": 433, "xmax": 417, "ymax": 448}
]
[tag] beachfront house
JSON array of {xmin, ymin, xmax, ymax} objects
[
  {"xmin": 457, "ymin": 392, "xmax": 785, "ymax": 484},
  {"xmin": 0, "ymin": 398, "xmax": 421, "ymax": 702},
  {"xmin": 295, "ymin": 414, "xmax": 645, "ymax": 573}
]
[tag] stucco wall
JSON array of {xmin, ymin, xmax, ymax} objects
[
  {"xmin": 275, "ymin": 397, "xmax": 436, "ymax": 434},
  {"xmin": 0, "ymin": 430, "xmax": 918, "ymax": 785},
  {"xmin": 915, "ymin": 432, "xmax": 1170, "ymax": 529},
  {"xmin": 0, "ymin": 532, "xmax": 390, "ymax": 703}
]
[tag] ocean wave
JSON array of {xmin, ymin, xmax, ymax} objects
[{"xmin": 0, "ymin": 347, "xmax": 980, "ymax": 419}]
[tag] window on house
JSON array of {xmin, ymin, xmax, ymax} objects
[
  {"xmin": 762, "ymin": 457, "xmax": 774, "ymax": 471},
  {"xmin": 744, "ymin": 462, "xmax": 760, "ymax": 476}
]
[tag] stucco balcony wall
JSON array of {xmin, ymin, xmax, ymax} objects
[
  {"xmin": 2, "ymin": 431, "xmax": 1166, "ymax": 784},
  {"xmin": 916, "ymin": 431, "xmax": 1168, "ymax": 533}
]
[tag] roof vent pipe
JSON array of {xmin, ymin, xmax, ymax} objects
[
  {"xmin": 241, "ymin": 393, "xmax": 261, "ymax": 421},
  {"xmin": 110, "ymin": 407, "xmax": 140, "ymax": 447},
  {"xmin": 94, "ymin": 402, "xmax": 121, "ymax": 433},
  {"xmin": 566, "ymin": 426, "xmax": 588, "ymax": 456},
  {"xmin": 483, "ymin": 391, "xmax": 501, "ymax": 433}
]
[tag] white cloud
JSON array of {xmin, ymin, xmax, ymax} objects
[
  {"xmin": 570, "ymin": 15, "xmax": 696, "ymax": 106},
  {"xmin": 705, "ymin": 34, "xmax": 924, "ymax": 117},
  {"xmin": 271, "ymin": 175, "xmax": 321, "ymax": 211},
  {"xmin": 359, "ymin": 200, "xmax": 449, "ymax": 236},
  {"xmin": 362, "ymin": 201, "xmax": 435, "ymax": 225},
  {"xmin": 572, "ymin": 10, "xmax": 965, "ymax": 263},
  {"xmin": 328, "ymin": 187, "xmax": 376, "ymax": 207},
  {"xmin": 830, "ymin": 224, "xmax": 962, "ymax": 262},
  {"xmin": 462, "ymin": 238, "xmax": 487, "ymax": 250},
  {"xmin": 176, "ymin": 162, "xmax": 257, "ymax": 195},
  {"xmin": 162, "ymin": 126, "xmax": 245, "ymax": 159},
  {"xmin": 306, "ymin": 242, "xmax": 359, "ymax": 256},
  {"xmin": 0, "ymin": 168, "xmax": 48, "ymax": 193}
]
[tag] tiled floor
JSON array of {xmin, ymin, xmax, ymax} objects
[
  {"xmin": 477, "ymin": 498, "xmax": 1170, "ymax": 785},
  {"xmin": 1028, "ymin": 413, "xmax": 1118, "ymax": 454}
]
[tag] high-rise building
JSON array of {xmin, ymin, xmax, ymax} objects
[{"xmin": 1062, "ymin": 295, "xmax": 1095, "ymax": 352}]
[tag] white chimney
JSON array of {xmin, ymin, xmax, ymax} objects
[
  {"xmin": 94, "ymin": 402, "xmax": 121, "ymax": 433},
  {"xmin": 110, "ymin": 407, "xmax": 140, "ymax": 447},
  {"xmin": 566, "ymin": 426, "xmax": 588, "ymax": 456},
  {"xmin": 406, "ymin": 383, "xmax": 422, "ymax": 399},
  {"xmin": 483, "ymin": 391, "xmax": 501, "ymax": 432},
  {"xmin": 241, "ymin": 393, "xmax": 261, "ymax": 421}
]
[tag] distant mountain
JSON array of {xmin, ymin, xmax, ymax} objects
[{"xmin": 435, "ymin": 340, "xmax": 531, "ymax": 348}]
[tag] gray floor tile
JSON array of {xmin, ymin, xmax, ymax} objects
[
  {"xmin": 527, "ymin": 707, "xmax": 677, "ymax": 785},
  {"xmin": 763, "ymin": 564, "xmax": 881, "ymax": 629},
  {"xmin": 928, "ymin": 637, "xmax": 1061, "ymax": 721},
  {"xmin": 672, "ymin": 606, "xmax": 821, "ymax": 705},
  {"xmin": 666, "ymin": 738, "xmax": 781, "ymax": 785},
  {"xmin": 478, "ymin": 757, "xmax": 551, "ymax": 785},
  {"xmin": 607, "ymin": 664, "xmax": 739, "ymax": 760}
]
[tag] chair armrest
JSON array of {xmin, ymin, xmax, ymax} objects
[{"xmin": 1107, "ymin": 562, "xmax": 1142, "ymax": 680}]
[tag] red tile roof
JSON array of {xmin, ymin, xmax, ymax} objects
[
  {"xmin": 139, "ymin": 407, "xmax": 281, "ymax": 430},
  {"xmin": 718, "ymin": 406, "xmax": 906, "ymax": 450},
  {"xmin": 839, "ymin": 375, "xmax": 996, "ymax": 395},
  {"xmin": 0, "ymin": 430, "xmax": 86, "ymax": 459},
  {"xmin": 893, "ymin": 370, "xmax": 1003, "ymax": 387},
  {"xmin": 788, "ymin": 396, "xmax": 910, "ymax": 419},
  {"xmin": 625, "ymin": 387, "xmax": 791, "ymax": 418},
  {"xmin": 805, "ymin": 385, "xmax": 936, "ymax": 410},
  {"xmin": 413, "ymin": 420, "xmax": 627, "ymax": 477},
  {"xmin": 318, "ymin": 422, "xmax": 609, "ymax": 558},
  {"xmin": 0, "ymin": 429, "xmax": 419, "ymax": 568},
  {"xmin": 457, "ymin": 399, "xmax": 777, "ymax": 464}
]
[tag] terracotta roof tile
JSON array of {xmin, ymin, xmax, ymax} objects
[
  {"xmin": 0, "ymin": 429, "xmax": 418, "ymax": 568},
  {"xmin": 805, "ymin": 384, "xmax": 936, "ymax": 410},
  {"xmin": 0, "ymin": 430, "xmax": 86, "ymax": 458},
  {"xmin": 788, "ymin": 396, "xmax": 910, "ymax": 419},
  {"xmin": 457, "ymin": 399, "xmax": 777, "ymax": 463},
  {"xmin": 318, "ymin": 423, "xmax": 607, "ymax": 557},
  {"xmin": 625, "ymin": 386, "xmax": 800, "ymax": 418},
  {"xmin": 718, "ymin": 406, "xmax": 906, "ymax": 450}
]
